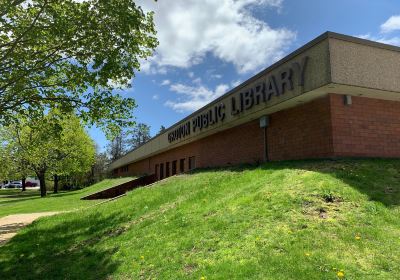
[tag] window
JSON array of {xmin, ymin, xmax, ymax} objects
[
  {"xmin": 166, "ymin": 162, "xmax": 170, "ymax": 177},
  {"xmin": 180, "ymin": 158, "xmax": 185, "ymax": 173},
  {"xmin": 189, "ymin": 156, "xmax": 196, "ymax": 170},
  {"xmin": 155, "ymin": 164, "xmax": 159, "ymax": 179},
  {"xmin": 120, "ymin": 166, "xmax": 128, "ymax": 173},
  {"xmin": 160, "ymin": 163, "xmax": 164, "ymax": 179},
  {"xmin": 172, "ymin": 160, "xmax": 177, "ymax": 175}
]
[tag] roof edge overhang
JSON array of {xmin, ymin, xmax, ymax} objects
[{"xmin": 110, "ymin": 31, "xmax": 400, "ymax": 170}]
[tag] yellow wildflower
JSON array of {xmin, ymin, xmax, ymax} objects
[
  {"xmin": 140, "ymin": 256, "xmax": 145, "ymax": 260},
  {"xmin": 304, "ymin": 252, "xmax": 311, "ymax": 257},
  {"xmin": 200, "ymin": 277, "xmax": 206, "ymax": 280},
  {"xmin": 355, "ymin": 234, "xmax": 361, "ymax": 240},
  {"xmin": 337, "ymin": 270, "xmax": 345, "ymax": 279}
]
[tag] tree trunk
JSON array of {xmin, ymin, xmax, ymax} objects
[
  {"xmin": 37, "ymin": 171, "xmax": 46, "ymax": 197},
  {"xmin": 53, "ymin": 174, "xmax": 59, "ymax": 194},
  {"xmin": 21, "ymin": 177, "xmax": 26, "ymax": 192}
]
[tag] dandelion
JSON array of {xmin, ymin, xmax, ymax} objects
[
  {"xmin": 200, "ymin": 277, "xmax": 206, "ymax": 280},
  {"xmin": 355, "ymin": 234, "xmax": 361, "ymax": 240},
  {"xmin": 337, "ymin": 270, "xmax": 345, "ymax": 279},
  {"xmin": 304, "ymin": 252, "xmax": 311, "ymax": 257},
  {"xmin": 140, "ymin": 255, "xmax": 145, "ymax": 260}
]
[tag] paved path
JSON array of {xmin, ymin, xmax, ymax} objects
[{"xmin": 0, "ymin": 212, "xmax": 60, "ymax": 245}]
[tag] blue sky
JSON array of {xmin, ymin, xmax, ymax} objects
[{"xmin": 90, "ymin": 0, "xmax": 400, "ymax": 151}]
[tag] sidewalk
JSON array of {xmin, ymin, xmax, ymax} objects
[{"xmin": 0, "ymin": 212, "xmax": 60, "ymax": 245}]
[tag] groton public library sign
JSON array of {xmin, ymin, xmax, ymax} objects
[
  {"xmin": 168, "ymin": 57, "xmax": 308, "ymax": 143},
  {"xmin": 111, "ymin": 31, "xmax": 400, "ymax": 179}
]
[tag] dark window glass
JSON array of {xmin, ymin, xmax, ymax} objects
[
  {"xmin": 189, "ymin": 156, "xmax": 196, "ymax": 170},
  {"xmin": 172, "ymin": 160, "xmax": 177, "ymax": 175},
  {"xmin": 160, "ymin": 163, "xmax": 164, "ymax": 179},
  {"xmin": 155, "ymin": 164, "xmax": 159, "ymax": 179},
  {"xmin": 120, "ymin": 166, "xmax": 128, "ymax": 173},
  {"xmin": 180, "ymin": 158, "xmax": 185, "ymax": 173},
  {"xmin": 166, "ymin": 162, "xmax": 170, "ymax": 177}
]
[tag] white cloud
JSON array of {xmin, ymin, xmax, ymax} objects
[
  {"xmin": 152, "ymin": 94, "xmax": 159, "ymax": 100},
  {"xmin": 107, "ymin": 77, "xmax": 131, "ymax": 89},
  {"xmin": 165, "ymin": 82, "xmax": 229, "ymax": 112},
  {"xmin": 231, "ymin": 79, "xmax": 242, "ymax": 88},
  {"xmin": 160, "ymin": 79, "xmax": 171, "ymax": 86},
  {"xmin": 357, "ymin": 33, "xmax": 400, "ymax": 46},
  {"xmin": 381, "ymin": 15, "xmax": 400, "ymax": 33},
  {"xmin": 192, "ymin": 77, "xmax": 202, "ymax": 85},
  {"xmin": 188, "ymin": 72, "xmax": 195, "ymax": 78},
  {"xmin": 138, "ymin": 0, "xmax": 295, "ymax": 74},
  {"xmin": 211, "ymin": 74, "xmax": 222, "ymax": 79}
]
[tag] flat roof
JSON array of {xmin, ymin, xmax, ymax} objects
[{"xmin": 110, "ymin": 31, "xmax": 400, "ymax": 170}]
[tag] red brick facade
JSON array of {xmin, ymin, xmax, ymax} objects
[
  {"xmin": 267, "ymin": 96, "xmax": 333, "ymax": 160},
  {"xmin": 114, "ymin": 93, "xmax": 400, "ymax": 179},
  {"xmin": 330, "ymin": 94, "xmax": 400, "ymax": 157},
  {"xmin": 115, "ymin": 118, "xmax": 265, "ymax": 178}
]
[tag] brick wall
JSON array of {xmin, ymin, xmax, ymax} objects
[
  {"xmin": 330, "ymin": 94, "xmax": 400, "ymax": 157},
  {"xmin": 113, "ymin": 93, "xmax": 400, "ymax": 178},
  {"xmin": 115, "ymin": 119, "xmax": 265, "ymax": 178},
  {"xmin": 267, "ymin": 96, "xmax": 333, "ymax": 160}
]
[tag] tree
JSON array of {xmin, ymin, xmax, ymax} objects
[
  {"xmin": 0, "ymin": 126, "xmax": 32, "ymax": 191},
  {"xmin": 1, "ymin": 111, "xmax": 95, "ymax": 197},
  {"xmin": 0, "ymin": 144, "xmax": 12, "ymax": 182},
  {"xmin": 158, "ymin": 125, "xmax": 166, "ymax": 135},
  {"xmin": 89, "ymin": 148, "xmax": 110, "ymax": 184},
  {"xmin": 107, "ymin": 131, "xmax": 129, "ymax": 161},
  {"xmin": 1, "ymin": 116, "xmax": 53, "ymax": 196},
  {"xmin": 49, "ymin": 114, "xmax": 95, "ymax": 193},
  {"xmin": 129, "ymin": 123, "xmax": 151, "ymax": 149},
  {"xmin": 0, "ymin": 0, "xmax": 158, "ymax": 136}
]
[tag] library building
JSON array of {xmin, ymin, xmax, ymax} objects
[{"xmin": 110, "ymin": 32, "xmax": 400, "ymax": 180}]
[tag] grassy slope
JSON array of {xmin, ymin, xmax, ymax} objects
[
  {"xmin": 1, "ymin": 159, "xmax": 400, "ymax": 279},
  {"xmin": 0, "ymin": 177, "xmax": 133, "ymax": 218}
]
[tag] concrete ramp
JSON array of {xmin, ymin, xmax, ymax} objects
[{"xmin": 81, "ymin": 174, "xmax": 156, "ymax": 200}]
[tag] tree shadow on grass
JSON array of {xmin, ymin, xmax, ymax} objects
[
  {"xmin": 0, "ymin": 190, "xmax": 90, "ymax": 206},
  {"xmin": 0, "ymin": 196, "xmax": 42, "ymax": 206},
  {"xmin": 0, "ymin": 191, "xmax": 40, "ymax": 199},
  {"xmin": 0, "ymin": 211, "xmax": 128, "ymax": 280},
  {"xmin": 259, "ymin": 158, "xmax": 400, "ymax": 207}
]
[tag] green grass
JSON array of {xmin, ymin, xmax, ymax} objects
[
  {"xmin": 0, "ymin": 177, "xmax": 133, "ymax": 218},
  {"xmin": 1, "ymin": 159, "xmax": 400, "ymax": 279}
]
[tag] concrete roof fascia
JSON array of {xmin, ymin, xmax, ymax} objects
[{"xmin": 111, "ymin": 31, "xmax": 400, "ymax": 167}]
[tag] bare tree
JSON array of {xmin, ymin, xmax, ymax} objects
[{"xmin": 129, "ymin": 123, "xmax": 151, "ymax": 150}]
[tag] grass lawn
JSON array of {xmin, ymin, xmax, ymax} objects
[
  {"xmin": 0, "ymin": 177, "xmax": 133, "ymax": 218},
  {"xmin": 1, "ymin": 159, "xmax": 400, "ymax": 279}
]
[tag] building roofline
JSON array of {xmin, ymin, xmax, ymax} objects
[{"xmin": 114, "ymin": 31, "xmax": 400, "ymax": 165}]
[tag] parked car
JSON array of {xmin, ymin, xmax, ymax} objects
[
  {"xmin": 0, "ymin": 180, "xmax": 11, "ymax": 189},
  {"xmin": 25, "ymin": 181, "xmax": 38, "ymax": 187},
  {"xmin": 2, "ymin": 181, "xmax": 22, "ymax": 189}
]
